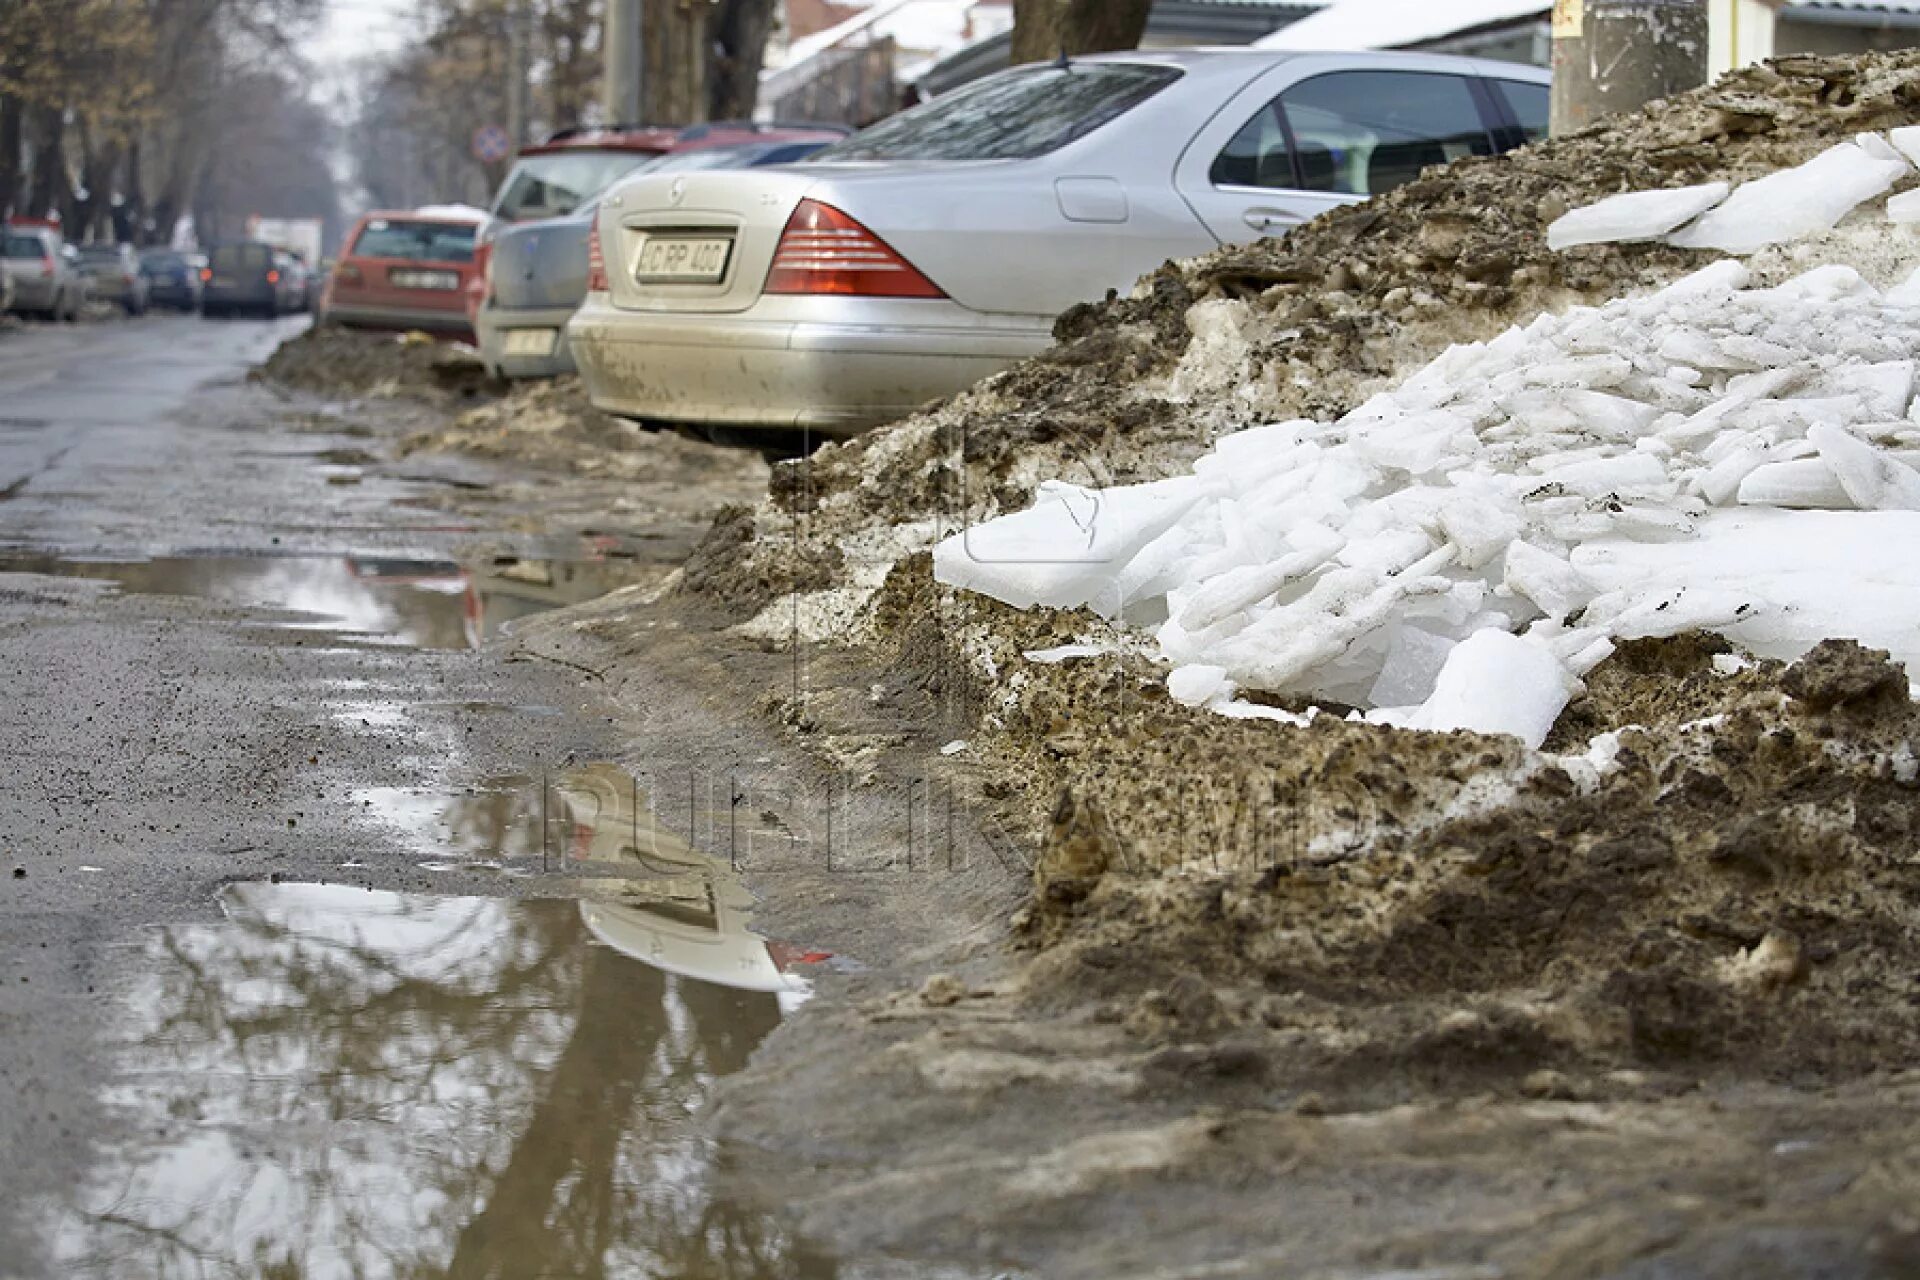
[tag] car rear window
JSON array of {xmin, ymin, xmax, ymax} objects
[
  {"xmin": 4, "ymin": 234, "xmax": 47, "ymax": 259},
  {"xmin": 142, "ymin": 251, "xmax": 186, "ymax": 270},
  {"xmin": 491, "ymin": 150, "xmax": 656, "ymax": 221},
  {"xmin": 351, "ymin": 219, "xmax": 476, "ymax": 262},
  {"xmin": 812, "ymin": 62, "xmax": 1183, "ymax": 163},
  {"xmin": 78, "ymin": 246, "xmax": 120, "ymax": 261},
  {"xmin": 212, "ymin": 244, "xmax": 271, "ymax": 272}
]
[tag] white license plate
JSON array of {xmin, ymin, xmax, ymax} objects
[
  {"xmin": 392, "ymin": 269, "xmax": 459, "ymax": 290},
  {"xmin": 502, "ymin": 328, "xmax": 558, "ymax": 358},
  {"xmin": 635, "ymin": 236, "xmax": 731, "ymax": 283},
  {"xmin": 211, "ymin": 276, "xmax": 236, "ymax": 288}
]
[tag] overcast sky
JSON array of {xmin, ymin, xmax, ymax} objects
[{"xmin": 312, "ymin": 0, "xmax": 418, "ymax": 76}]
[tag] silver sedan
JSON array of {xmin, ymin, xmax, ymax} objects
[{"xmin": 570, "ymin": 49, "xmax": 1549, "ymax": 441}]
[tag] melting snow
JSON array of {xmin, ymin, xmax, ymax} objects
[{"xmin": 935, "ymin": 255, "xmax": 1920, "ymax": 747}]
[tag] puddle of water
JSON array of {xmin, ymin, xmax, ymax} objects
[
  {"xmin": 45, "ymin": 881, "xmax": 838, "ymax": 1279},
  {"xmin": 358, "ymin": 763, "xmax": 836, "ymax": 992},
  {"xmin": 0, "ymin": 552, "xmax": 650, "ymax": 649}
]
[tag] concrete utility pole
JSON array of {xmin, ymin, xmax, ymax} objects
[
  {"xmin": 506, "ymin": 0, "xmax": 529, "ymax": 143},
  {"xmin": 1549, "ymin": 0, "xmax": 1708, "ymax": 136},
  {"xmin": 604, "ymin": 0, "xmax": 644, "ymax": 124}
]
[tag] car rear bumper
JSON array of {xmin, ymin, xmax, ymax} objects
[
  {"xmin": 149, "ymin": 283, "xmax": 198, "ymax": 305},
  {"xmin": 87, "ymin": 278, "xmax": 132, "ymax": 301},
  {"xmin": 324, "ymin": 301, "xmax": 473, "ymax": 336},
  {"xmin": 476, "ymin": 301, "xmax": 578, "ymax": 379},
  {"xmin": 567, "ymin": 294, "xmax": 1051, "ymax": 433},
  {"xmin": 6, "ymin": 277, "xmax": 58, "ymax": 310}
]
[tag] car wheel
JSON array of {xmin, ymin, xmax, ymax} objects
[{"xmin": 61, "ymin": 295, "xmax": 79, "ymax": 323}]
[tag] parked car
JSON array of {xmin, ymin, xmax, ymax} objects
[
  {"xmin": 570, "ymin": 49, "xmax": 1549, "ymax": 443},
  {"xmin": 140, "ymin": 249, "xmax": 204, "ymax": 311},
  {"xmin": 477, "ymin": 135, "xmax": 842, "ymax": 380},
  {"xmin": 0, "ymin": 260, "xmax": 12, "ymax": 315},
  {"xmin": 76, "ymin": 243, "xmax": 150, "ymax": 315},
  {"xmin": 320, "ymin": 210, "xmax": 483, "ymax": 337},
  {"xmin": 2, "ymin": 222, "xmax": 86, "ymax": 321},
  {"xmin": 276, "ymin": 250, "xmax": 315, "ymax": 313},
  {"xmin": 202, "ymin": 241, "xmax": 302, "ymax": 317}
]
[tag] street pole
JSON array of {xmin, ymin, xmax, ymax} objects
[
  {"xmin": 1549, "ymin": 0, "xmax": 1708, "ymax": 136},
  {"xmin": 604, "ymin": 0, "xmax": 643, "ymax": 125},
  {"xmin": 506, "ymin": 0, "xmax": 529, "ymax": 143}
]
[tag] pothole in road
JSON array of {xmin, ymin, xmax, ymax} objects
[
  {"xmin": 0, "ymin": 550, "xmax": 657, "ymax": 648},
  {"xmin": 45, "ymin": 880, "xmax": 837, "ymax": 1278}
]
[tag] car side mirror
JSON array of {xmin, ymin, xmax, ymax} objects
[{"xmin": 60, "ymin": 245, "xmax": 79, "ymax": 263}]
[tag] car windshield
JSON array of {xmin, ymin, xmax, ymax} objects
[
  {"xmin": 3, "ymin": 234, "xmax": 46, "ymax": 259},
  {"xmin": 351, "ymin": 219, "xmax": 475, "ymax": 262},
  {"xmin": 811, "ymin": 62, "xmax": 1182, "ymax": 163},
  {"xmin": 492, "ymin": 150, "xmax": 656, "ymax": 221}
]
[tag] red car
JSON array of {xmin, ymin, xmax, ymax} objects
[
  {"xmin": 321, "ymin": 209, "xmax": 484, "ymax": 338},
  {"xmin": 465, "ymin": 120, "xmax": 849, "ymax": 327}
]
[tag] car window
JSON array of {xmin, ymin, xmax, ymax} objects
[
  {"xmin": 812, "ymin": 62, "xmax": 1183, "ymax": 163},
  {"xmin": 492, "ymin": 150, "xmax": 656, "ymax": 221},
  {"xmin": 1491, "ymin": 78, "xmax": 1549, "ymax": 144},
  {"xmin": 2, "ymin": 234, "xmax": 45, "ymax": 259},
  {"xmin": 351, "ymin": 219, "xmax": 476, "ymax": 262},
  {"xmin": 1211, "ymin": 102, "xmax": 1295, "ymax": 190},
  {"xmin": 79, "ymin": 247, "xmax": 120, "ymax": 262},
  {"xmin": 1268, "ymin": 71, "xmax": 1495, "ymax": 197},
  {"xmin": 212, "ymin": 244, "xmax": 271, "ymax": 272},
  {"xmin": 142, "ymin": 251, "xmax": 185, "ymax": 270}
]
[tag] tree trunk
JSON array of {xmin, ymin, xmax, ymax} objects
[
  {"xmin": 26, "ymin": 104, "xmax": 71, "ymax": 225},
  {"xmin": 643, "ymin": 0, "xmax": 710, "ymax": 125},
  {"xmin": 1009, "ymin": 0, "xmax": 1151, "ymax": 65},
  {"xmin": 708, "ymin": 0, "xmax": 776, "ymax": 122},
  {"xmin": 0, "ymin": 94, "xmax": 21, "ymax": 220}
]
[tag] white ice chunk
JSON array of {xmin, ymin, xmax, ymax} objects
[
  {"xmin": 1405, "ymin": 630, "xmax": 1575, "ymax": 748},
  {"xmin": 1856, "ymin": 131, "xmax": 1912, "ymax": 168},
  {"xmin": 1886, "ymin": 265, "xmax": 1920, "ymax": 307},
  {"xmin": 1888, "ymin": 187, "xmax": 1920, "ymax": 225},
  {"xmin": 1168, "ymin": 664, "xmax": 1233, "ymax": 706},
  {"xmin": 1888, "ymin": 125, "xmax": 1920, "ymax": 168},
  {"xmin": 1538, "ymin": 451, "xmax": 1669, "ymax": 495},
  {"xmin": 1367, "ymin": 625, "xmax": 1457, "ymax": 707},
  {"xmin": 1547, "ymin": 181, "xmax": 1731, "ymax": 250},
  {"xmin": 1806, "ymin": 422, "xmax": 1920, "ymax": 510},
  {"xmin": 1736, "ymin": 458, "xmax": 1854, "ymax": 509},
  {"xmin": 1503, "ymin": 540, "xmax": 1597, "ymax": 619},
  {"xmin": 1668, "ymin": 141, "xmax": 1908, "ymax": 253}
]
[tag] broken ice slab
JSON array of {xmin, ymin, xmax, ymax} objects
[
  {"xmin": 1403, "ymin": 629, "xmax": 1575, "ymax": 749},
  {"xmin": 1736, "ymin": 458, "xmax": 1854, "ymax": 509},
  {"xmin": 1667, "ymin": 141, "xmax": 1909, "ymax": 254},
  {"xmin": 1890, "ymin": 125, "xmax": 1920, "ymax": 168},
  {"xmin": 1546, "ymin": 181, "xmax": 1731, "ymax": 251},
  {"xmin": 1888, "ymin": 187, "xmax": 1920, "ymax": 225},
  {"xmin": 1806, "ymin": 422, "xmax": 1920, "ymax": 511}
]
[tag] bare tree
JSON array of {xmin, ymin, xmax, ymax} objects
[{"xmin": 1009, "ymin": 0, "xmax": 1152, "ymax": 66}]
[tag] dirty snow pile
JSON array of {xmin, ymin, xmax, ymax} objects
[
  {"xmin": 934, "ymin": 257, "xmax": 1920, "ymax": 747},
  {"xmin": 1546, "ymin": 128, "xmax": 1918, "ymax": 252}
]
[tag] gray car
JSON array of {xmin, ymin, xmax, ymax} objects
[
  {"xmin": 2, "ymin": 225, "xmax": 86, "ymax": 321},
  {"xmin": 570, "ymin": 49, "xmax": 1549, "ymax": 441},
  {"xmin": 477, "ymin": 139, "xmax": 836, "ymax": 380},
  {"xmin": 76, "ymin": 243, "xmax": 150, "ymax": 315}
]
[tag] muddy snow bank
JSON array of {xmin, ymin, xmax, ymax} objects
[
  {"xmin": 686, "ymin": 50, "xmax": 1920, "ymax": 629},
  {"xmin": 398, "ymin": 376, "xmax": 768, "ymax": 488},
  {"xmin": 938, "ymin": 260, "xmax": 1920, "ymax": 744},
  {"xmin": 257, "ymin": 324, "xmax": 494, "ymax": 401}
]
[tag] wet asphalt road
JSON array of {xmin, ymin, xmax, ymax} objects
[{"xmin": 0, "ymin": 315, "xmax": 651, "ymax": 1275}]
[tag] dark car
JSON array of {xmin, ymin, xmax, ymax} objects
[
  {"xmin": 202, "ymin": 241, "xmax": 296, "ymax": 318},
  {"xmin": 140, "ymin": 249, "xmax": 204, "ymax": 311}
]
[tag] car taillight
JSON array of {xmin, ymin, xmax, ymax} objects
[
  {"xmin": 764, "ymin": 199, "xmax": 944, "ymax": 299},
  {"xmin": 586, "ymin": 216, "xmax": 609, "ymax": 293},
  {"xmin": 267, "ymin": 269, "xmax": 280, "ymax": 284},
  {"xmin": 200, "ymin": 267, "xmax": 212, "ymax": 282},
  {"xmin": 40, "ymin": 256, "xmax": 54, "ymax": 278}
]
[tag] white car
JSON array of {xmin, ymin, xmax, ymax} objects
[{"xmin": 570, "ymin": 48, "xmax": 1549, "ymax": 445}]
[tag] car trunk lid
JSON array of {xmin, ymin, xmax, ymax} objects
[
  {"xmin": 600, "ymin": 169, "xmax": 821, "ymax": 315},
  {"xmin": 490, "ymin": 216, "xmax": 590, "ymax": 311}
]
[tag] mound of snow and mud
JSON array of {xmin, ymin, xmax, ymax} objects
[
  {"xmin": 397, "ymin": 375, "xmax": 768, "ymax": 487},
  {"xmin": 665, "ymin": 51, "xmax": 1920, "ymax": 1091},
  {"xmin": 257, "ymin": 323, "xmax": 495, "ymax": 401}
]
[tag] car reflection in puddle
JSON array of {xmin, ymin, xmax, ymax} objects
[
  {"xmin": 47, "ymin": 764, "xmax": 841, "ymax": 1278},
  {"xmin": 0, "ymin": 551, "xmax": 654, "ymax": 649}
]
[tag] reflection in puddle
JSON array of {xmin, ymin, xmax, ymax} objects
[
  {"xmin": 0, "ymin": 552, "xmax": 650, "ymax": 649},
  {"xmin": 49, "ymin": 882, "xmax": 837, "ymax": 1278},
  {"xmin": 361, "ymin": 763, "xmax": 834, "ymax": 995}
]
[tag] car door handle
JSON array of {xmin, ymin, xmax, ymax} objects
[{"xmin": 1242, "ymin": 207, "xmax": 1299, "ymax": 232}]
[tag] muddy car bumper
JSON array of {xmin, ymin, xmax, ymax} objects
[
  {"xmin": 566, "ymin": 294, "xmax": 1051, "ymax": 434},
  {"xmin": 5, "ymin": 276, "xmax": 58, "ymax": 311},
  {"xmin": 322, "ymin": 302, "xmax": 472, "ymax": 337},
  {"xmin": 476, "ymin": 300, "xmax": 578, "ymax": 379}
]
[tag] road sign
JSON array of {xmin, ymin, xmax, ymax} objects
[{"xmin": 471, "ymin": 124, "xmax": 512, "ymax": 164}]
